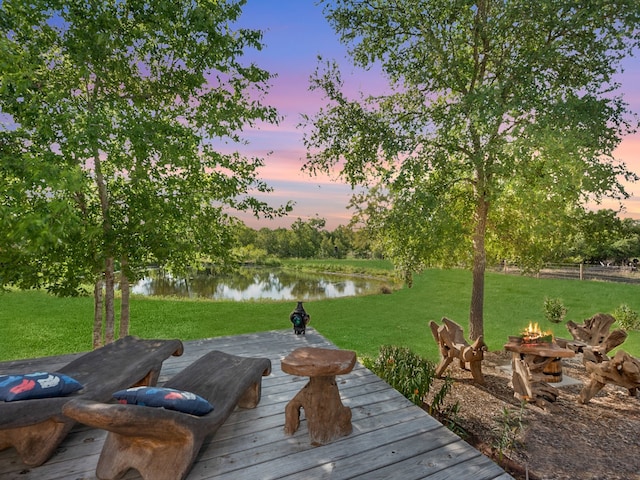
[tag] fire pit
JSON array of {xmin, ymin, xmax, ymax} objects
[
  {"xmin": 510, "ymin": 322, "xmax": 554, "ymax": 346},
  {"xmin": 504, "ymin": 323, "xmax": 576, "ymax": 406}
]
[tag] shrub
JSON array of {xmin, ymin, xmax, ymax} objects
[
  {"xmin": 543, "ymin": 297, "xmax": 567, "ymax": 323},
  {"xmin": 613, "ymin": 304, "xmax": 640, "ymax": 331},
  {"xmin": 362, "ymin": 345, "xmax": 451, "ymax": 410}
]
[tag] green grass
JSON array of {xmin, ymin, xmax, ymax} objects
[
  {"xmin": 1, "ymin": 267, "xmax": 639, "ymax": 362},
  {"xmin": 281, "ymin": 258, "xmax": 396, "ymax": 277}
]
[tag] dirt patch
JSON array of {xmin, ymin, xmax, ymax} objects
[{"xmin": 424, "ymin": 351, "xmax": 640, "ymax": 480}]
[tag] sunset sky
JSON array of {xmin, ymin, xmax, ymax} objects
[{"xmin": 235, "ymin": 1, "xmax": 640, "ymax": 230}]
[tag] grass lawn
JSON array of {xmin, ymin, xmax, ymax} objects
[{"xmin": 1, "ymin": 266, "xmax": 639, "ymax": 362}]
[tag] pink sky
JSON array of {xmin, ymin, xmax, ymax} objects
[{"xmin": 235, "ymin": 2, "xmax": 640, "ymax": 230}]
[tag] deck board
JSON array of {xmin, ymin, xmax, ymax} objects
[{"xmin": 0, "ymin": 328, "xmax": 511, "ymax": 479}]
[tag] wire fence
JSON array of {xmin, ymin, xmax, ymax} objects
[{"xmin": 496, "ymin": 263, "xmax": 640, "ymax": 284}]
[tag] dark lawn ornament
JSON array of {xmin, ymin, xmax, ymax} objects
[{"xmin": 290, "ymin": 302, "xmax": 310, "ymax": 335}]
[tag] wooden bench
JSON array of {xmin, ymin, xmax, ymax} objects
[
  {"xmin": 63, "ymin": 350, "xmax": 271, "ymax": 480},
  {"xmin": 579, "ymin": 350, "xmax": 640, "ymax": 404},
  {"xmin": 429, "ymin": 317, "xmax": 486, "ymax": 384},
  {"xmin": 0, "ymin": 336, "xmax": 183, "ymax": 467},
  {"xmin": 559, "ymin": 313, "xmax": 627, "ymax": 363}
]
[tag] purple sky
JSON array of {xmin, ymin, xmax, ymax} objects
[{"xmin": 235, "ymin": 1, "xmax": 640, "ymax": 230}]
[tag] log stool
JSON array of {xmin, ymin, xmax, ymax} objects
[{"xmin": 282, "ymin": 347, "xmax": 356, "ymax": 445}]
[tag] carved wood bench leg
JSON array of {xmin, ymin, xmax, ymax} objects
[
  {"xmin": 0, "ymin": 419, "xmax": 73, "ymax": 467},
  {"xmin": 435, "ymin": 357, "xmax": 453, "ymax": 378},
  {"xmin": 469, "ymin": 360, "xmax": 485, "ymax": 385},
  {"xmin": 284, "ymin": 376, "xmax": 352, "ymax": 445},
  {"xmin": 96, "ymin": 430, "xmax": 201, "ymax": 480},
  {"xmin": 238, "ymin": 380, "xmax": 262, "ymax": 409}
]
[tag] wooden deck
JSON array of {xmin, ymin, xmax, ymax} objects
[{"xmin": 0, "ymin": 328, "xmax": 513, "ymax": 479}]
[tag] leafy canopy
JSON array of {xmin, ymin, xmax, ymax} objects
[
  {"xmin": 304, "ymin": 0, "xmax": 639, "ymax": 338},
  {"xmin": 0, "ymin": 0, "xmax": 290, "ymax": 295}
]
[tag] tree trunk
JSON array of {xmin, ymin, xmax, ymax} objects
[
  {"xmin": 92, "ymin": 133, "xmax": 116, "ymax": 344},
  {"xmin": 120, "ymin": 257, "xmax": 130, "ymax": 338},
  {"xmin": 104, "ymin": 257, "xmax": 115, "ymax": 344},
  {"xmin": 93, "ymin": 279, "xmax": 103, "ymax": 349},
  {"xmin": 469, "ymin": 196, "xmax": 489, "ymax": 341}
]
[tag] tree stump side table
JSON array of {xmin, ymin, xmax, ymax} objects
[{"xmin": 281, "ymin": 347, "xmax": 356, "ymax": 445}]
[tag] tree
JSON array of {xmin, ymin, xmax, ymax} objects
[
  {"xmin": 0, "ymin": 0, "xmax": 289, "ymax": 346},
  {"xmin": 570, "ymin": 209, "xmax": 625, "ymax": 263},
  {"xmin": 304, "ymin": 0, "xmax": 639, "ymax": 339},
  {"xmin": 291, "ymin": 217, "xmax": 326, "ymax": 258}
]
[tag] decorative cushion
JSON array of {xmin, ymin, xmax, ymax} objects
[
  {"xmin": 112, "ymin": 386, "xmax": 213, "ymax": 416},
  {"xmin": 0, "ymin": 372, "xmax": 84, "ymax": 402}
]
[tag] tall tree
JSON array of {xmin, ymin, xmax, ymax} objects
[
  {"xmin": 0, "ymin": 0, "xmax": 288, "ymax": 346},
  {"xmin": 304, "ymin": 0, "xmax": 639, "ymax": 339}
]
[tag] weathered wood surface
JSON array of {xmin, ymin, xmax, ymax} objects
[
  {"xmin": 564, "ymin": 313, "xmax": 628, "ymax": 363},
  {"xmin": 429, "ymin": 317, "xmax": 486, "ymax": 384},
  {"xmin": 0, "ymin": 336, "xmax": 183, "ymax": 468},
  {"xmin": 0, "ymin": 329, "xmax": 512, "ymax": 480},
  {"xmin": 579, "ymin": 350, "xmax": 640, "ymax": 404},
  {"xmin": 282, "ymin": 347, "xmax": 356, "ymax": 445}
]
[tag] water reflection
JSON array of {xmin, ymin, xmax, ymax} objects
[{"xmin": 129, "ymin": 268, "xmax": 388, "ymax": 301}]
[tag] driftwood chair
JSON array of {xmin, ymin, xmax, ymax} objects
[
  {"xmin": 429, "ymin": 317, "xmax": 486, "ymax": 384},
  {"xmin": 0, "ymin": 336, "xmax": 183, "ymax": 467},
  {"xmin": 561, "ymin": 313, "xmax": 627, "ymax": 363},
  {"xmin": 579, "ymin": 350, "xmax": 640, "ymax": 404},
  {"xmin": 63, "ymin": 350, "xmax": 271, "ymax": 480}
]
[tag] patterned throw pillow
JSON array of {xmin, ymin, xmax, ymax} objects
[
  {"xmin": 0, "ymin": 372, "xmax": 84, "ymax": 402},
  {"xmin": 112, "ymin": 386, "xmax": 213, "ymax": 416}
]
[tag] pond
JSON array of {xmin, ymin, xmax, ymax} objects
[{"xmin": 129, "ymin": 267, "xmax": 392, "ymax": 301}]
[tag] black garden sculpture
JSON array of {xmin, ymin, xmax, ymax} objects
[{"xmin": 290, "ymin": 302, "xmax": 310, "ymax": 335}]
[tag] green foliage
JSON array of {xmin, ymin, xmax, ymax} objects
[
  {"xmin": 0, "ymin": 0, "xmax": 290, "ymax": 308},
  {"xmin": 492, "ymin": 403, "xmax": 526, "ymax": 463},
  {"xmin": 362, "ymin": 345, "xmax": 450, "ymax": 410},
  {"xmin": 306, "ymin": 0, "xmax": 640, "ymax": 339},
  {"xmin": 613, "ymin": 304, "xmax": 640, "ymax": 331},
  {"xmin": 543, "ymin": 297, "xmax": 567, "ymax": 324},
  {"xmin": 435, "ymin": 402, "xmax": 467, "ymax": 439}
]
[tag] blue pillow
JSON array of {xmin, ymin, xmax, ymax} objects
[
  {"xmin": 0, "ymin": 372, "xmax": 84, "ymax": 402},
  {"xmin": 112, "ymin": 387, "xmax": 213, "ymax": 416}
]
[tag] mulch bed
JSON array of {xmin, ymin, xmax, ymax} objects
[{"xmin": 424, "ymin": 351, "xmax": 640, "ymax": 480}]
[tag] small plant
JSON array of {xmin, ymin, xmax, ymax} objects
[
  {"xmin": 613, "ymin": 304, "xmax": 640, "ymax": 331},
  {"xmin": 543, "ymin": 297, "xmax": 567, "ymax": 323},
  {"xmin": 492, "ymin": 403, "xmax": 526, "ymax": 463},
  {"xmin": 437, "ymin": 402, "xmax": 467, "ymax": 438},
  {"xmin": 364, "ymin": 345, "xmax": 464, "ymax": 435},
  {"xmin": 362, "ymin": 345, "xmax": 447, "ymax": 409}
]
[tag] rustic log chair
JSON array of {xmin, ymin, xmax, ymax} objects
[
  {"xmin": 63, "ymin": 350, "xmax": 272, "ymax": 480},
  {"xmin": 429, "ymin": 317, "xmax": 486, "ymax": 384},
  {"xmin": 558, "ymin": 313, "xmax": 627, "ymax": 363},
  {"xmin": 579, "ymin": 350, "xmax": 640, "ymax": 404},
  {"xmin": 0, "ymin": 336, "xmax": 184, "ymax": 467}
]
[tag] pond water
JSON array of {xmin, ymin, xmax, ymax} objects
[{"xmin": 130, "ymin": 268, "xmax": 391, "ymax": 301}]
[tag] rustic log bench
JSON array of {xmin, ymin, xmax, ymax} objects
[
  {"xmin": 429, "ymin": 317, "xmax": 486, "ymax": 384},
  {"xmin": 579, "ymin": 350, "xmax": 640, "ymax": 404},
  {"xmin": 63, "ymin": 350, "xmax": 271, "ymax": 480},
  {"xmin": 282, "ymin": 347, "xmax": 356, "ymax": 445},
  {"xmin": 557, "ymin": 313, "xmax": 627, "ymax": 363},
  {"xmin": 0, "ymin": 336, "xmax": 183, "ymax": 467}
]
